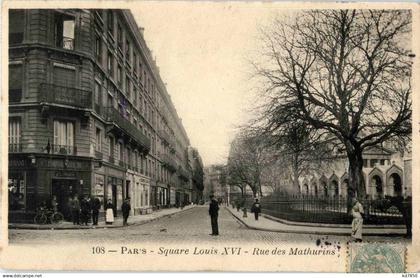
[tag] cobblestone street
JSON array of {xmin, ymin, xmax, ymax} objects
[{"xmin": 8, "ymin": 207, "xmax": 409, "ymax": 245}]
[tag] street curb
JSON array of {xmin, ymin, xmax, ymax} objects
[
  {"xmin": 263, "ymin": 214, "xmax": 406, "ymax": 230},
  {"xmin": 225, "ymin": 208, "xmax": 406, "ymax": 237},
  {"xmin": 9, "ymin": 206, "xmax": 196, "ymax": 230}
]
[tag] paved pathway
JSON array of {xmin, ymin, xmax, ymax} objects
[
  {"xmin": 226, "ymin": 207, "xmax": 408, "ymax": 236},
  {"xmin": 9, "ymin": 206, "xmax": 409, "ymax": 245}
]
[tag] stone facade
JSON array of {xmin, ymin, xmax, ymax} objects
[{"xmin": 8, "ymin": 9, "xmax": 203, "ymax": 222}]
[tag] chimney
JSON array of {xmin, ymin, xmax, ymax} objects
[{"xmin": 139, "ymin": 27, "xmax": 144, "ymax": 35}]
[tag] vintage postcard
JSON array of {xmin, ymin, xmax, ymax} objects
[{"xmin": 0, "ymin": 0, "xmax": 419, "ymax": 272}]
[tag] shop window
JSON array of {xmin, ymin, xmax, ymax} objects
[
  {"xmin": 9, "ymin": 10, "xmax": 24, "ymax": 45},
  {"xmin": 8, "ymin": 172, "xmax": 25, "ymax": 210},
  {"xmin": 9, "ymin": 64, "xmax": 23, "ymax": 102},
  {"xmin": 9, "ymin": 118, "xmax": 21, "ymax": 152},
  {"xmin": 54, "ymin": 13, "xmax": 75, "ymax": 50},
  {"xmin": 53, "ymin": 120, "xmax": 74, "ymax": 154}
]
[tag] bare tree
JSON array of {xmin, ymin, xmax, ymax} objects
[
  {"xmin": 227, "ymin": 132, "xmax": 274, "ymax": 197},
  {"xmin": 253, "ymin": 10, "xmax": 412, "ymax": 197}
]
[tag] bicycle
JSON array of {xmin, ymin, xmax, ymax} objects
[{"xmin": 33, "ymin": 207, "xmax": 64, "ymax": 224}]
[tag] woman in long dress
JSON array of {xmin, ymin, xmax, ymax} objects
[
  {"xmin": 105, "ymin": 199, "xmax": 114, "ymax": 225},
  {"xmin": 351, "ymin": 197, "xmax": 364, "ymax": 242}
]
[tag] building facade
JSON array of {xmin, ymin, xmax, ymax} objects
[
  {"xmin": 295, "ymin": 146, "xmax": 412, "ymax": 200},
  {"xmin": 203, "ymin": 165, "xmax": 227, "ymax": 203},
  {"xmin": 8, "ymin": 9, "xmax": 202, "ymax": 222}
]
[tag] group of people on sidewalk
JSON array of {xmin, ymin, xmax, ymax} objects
[{"xmin": 68, "ymin": 195, "xmax": 131, "ymax": 226}]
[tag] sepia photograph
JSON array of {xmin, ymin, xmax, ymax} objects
[{"xmin": 1, "ymin": 1, "xmax": 419, "ymax": 272}]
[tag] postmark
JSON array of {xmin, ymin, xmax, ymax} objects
[{"xmin": 348, "ymin": 243, "xmax": 406, "ymax": 273}]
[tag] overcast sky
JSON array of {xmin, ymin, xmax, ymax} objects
[{"xmin": 131, "ymin": 3, "xmax": 282, "ymax": 166}]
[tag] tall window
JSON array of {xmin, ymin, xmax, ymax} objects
[
  {"xmin": 94, "ymin": 81, "xmax": 101, "ymax": 113},
  {"xmin": 118, "ymin": 142, "xmax": 124, "ymax": 162},
  {"xmin": 53, "ymin": 120, "xmax": 74, "ymax": 154},
  {"xmin": 95, "ymin": 128, "xmax": 102, "ymax": 152},
  {"xmin": 108, "ymin": 136, "xmax": 114, "ymax": 158},
  {"xmin": 117, "ymin": 65, "xmax": 122, "ymax": 85},
  {"xmin": 107, "ymin": 10, "xmax": 114, "ymax": 34},
  {"xmin": 125, "ymin": 39, "xmax": 130, "ymax": 62},
  {"xmin": 9, "ymin": 64, "xmax": 23, "ymax": 102},
  {"xmin": 9, "ymin": 118, "xmax": 21, "ymax": 152},
  {"xmin": 53, "ymin": 66, "xmax": 76, "ymax": 88},
  {"xmin": 9, "ymin": 10, "xmax": 24, "ymax": 45},
  {"xmin": 95, "ymin": 35, "xmax": 102, "ymax": 62},
  {"xmin": 125, "ymin": 76, "xmax": 131, "ymax": 99},
  {"xmin": 107, "ymin": 50, "xmax": 113, "ymax": 75},
  {"xmin": 54, "ymin": 13, "xmax": 75, "ymax": 50},
  {"xmin": 117, "ymin": 24, "xmax": 123, "ymax": 50}
]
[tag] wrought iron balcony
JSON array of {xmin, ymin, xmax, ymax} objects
[
  {"xmin": 177, "ymin": 166, "xmax": 190, "ymax": 181},
  {"xmin": 105, "ymin": 107, "xmax": 151, "ymax": 153},
  {"xmin": 159, "ymin": 129, "xmax": 175, "ymax": 147},
  {"xmin": 9, "ymin": 89, "xmax": 22, "ymax": 103},
  {"xmin": 40, "ymin": 83, "xmax": 92, "ymax": 109},
  {"xmin": 161, "ymin": 153, "xmax": 177, "ymax": 172},
  {"xmin": 95, "ymin": 150, "xmax": 103, "ymax": 160},
  {"xmin": 51, "ymin": 144, "xmax": 77, "ymax": 155},
  {"xmin": 9, "ymin": 143, "xmax": 22, "ymax": 153}
]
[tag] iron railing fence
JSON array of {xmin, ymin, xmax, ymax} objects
[{"xmin": 231, "ymin": 193, "xmax": 409, "ymax": 225}]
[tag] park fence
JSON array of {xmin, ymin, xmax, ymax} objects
[{"xmin": 231, "ymin": 193, "xmax": 410, "ymax": 225}]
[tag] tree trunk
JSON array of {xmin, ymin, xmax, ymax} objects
[{"xmin": 347, "ymin": 149, "xmax": 366, "ymax": 199}]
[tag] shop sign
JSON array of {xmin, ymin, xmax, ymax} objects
[
  {"xmin": 54, "ymin": 171, "xmax": 77, "ymax": 178},
  {"xmin": 9, "ymin": 159, "xmax": 26, "ymax": 168}
]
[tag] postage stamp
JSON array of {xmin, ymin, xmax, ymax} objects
[{"xmin": 348, "ymin": 243, "xmax": 406, "ymax": 273}]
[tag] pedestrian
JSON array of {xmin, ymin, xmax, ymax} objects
[
  {"xmin": 121, "ymin": 198, "xmax": 131, "ymax": 226},
  {"xmin": 208, "ymin": 195, "xmax": 219, "ymax": 236},
  {"xmin": 70, "ymin": 195, "xmax": 80, "ymax": 225},
  {"xmin": 351, "ymin": 196, "xmax": 364, "ymax": 242},
  {"xmin": 105, "ymin": 199, "xmax": 114, "ymax": 225},
  {"xmin": 80, "ymin": 196, "xmax": 91, "ymax": 226},
  {"xmin": 90, "ymin": 196, "xmax": 101, "ymax": 226},
  {"xmin": 251, "ymin": 198, "xmax": 262, "ymax": 221}
]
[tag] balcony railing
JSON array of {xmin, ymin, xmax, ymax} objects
[
  {"xmin": 105, "ymin": 107, "xmax": 151, "ymax": 152},
  {"xmin": 161, "ymin": 153, "xmax": 177, "ymax": 172},
  {"xmin": 95, "ymin": 150, "xmax": 103, "ymax": 160},
  {"xmin": 177, "ymin": 166, "xmax": 190, "ymax": 180},
  {"xmin": 159, "ymin": 129, "xmax": 174, "ymax": 147},
  {"xmin": 40, "ymin": 83, "xmax": 92, "ymax": 109},
  {"xmin": 9, "ymin": 143, "xmax": 22, "ymax": 153},
  {"xmin": 52, "ymin": 144, "xmax": 77, "ymax": 155},
  {"xmin": 62, "ymin": 37, "xmax": 74, "ymax": 50},
  {"xmin": 9, "ymin": 89, "xmax": 22, "ymax": 103}
]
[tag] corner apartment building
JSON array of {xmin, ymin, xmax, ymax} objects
[{"xmin": 8, "ymin": 9, "xmax": 202, "ymax": 222}]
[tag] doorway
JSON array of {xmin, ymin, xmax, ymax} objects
[{"xmin": 52, "ymin": 178, "xmax": 78, "ymax": 220}]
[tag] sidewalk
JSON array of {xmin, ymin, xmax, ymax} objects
[
  {"xmin": 226, "ymin": 207, "xmax": 407, "ymax": 236},
  {"xmin": 9, "ymin": 205, "xmax": 196, "ymax": 230}
]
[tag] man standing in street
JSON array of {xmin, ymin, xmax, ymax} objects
[
  {"xmin": 70, "ymin": 195, "xmax": 80, "ymax": 225},
  {"xmin": 121, "ymin": 198, "xmax": 131, "ymax": 226},
  {"xmin": 209, "ymin": 195, "xmax": 219, "ymax": 236},
  {"xmin": 80, "ymin": 196, "xmax": 91, "ymax": 226},
  {"xmin": 90, "ymin": 196, "xmax": 101, "ymax": 226},
  {"xmin": 251, "ymin": 198, "xmax": 262, "ymax": 221}
]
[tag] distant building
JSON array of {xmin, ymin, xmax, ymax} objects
[
  {"xmin": 203, "ymin": 165, "xmax": 227, "ymax": 202},
  {"xmin": 297, "ymin": 146, "xmax": 411, "ymax": 199}
]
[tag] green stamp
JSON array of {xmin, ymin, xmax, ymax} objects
[{"xmin": 348, "ymin": 243, "xmax": 406, "ymax": 273}]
